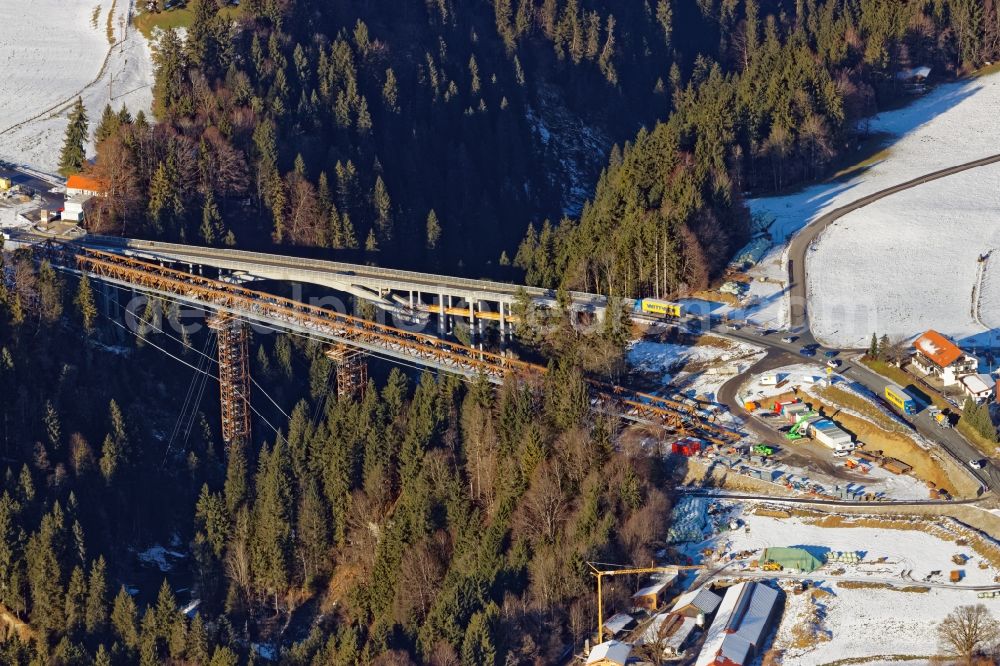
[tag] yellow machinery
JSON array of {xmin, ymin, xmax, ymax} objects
[
  {"xmin": 588, "ymin": 562, "xmax": 704, "ymax": 644},
  {"xmin": 762, "ymin": 561, "xmax": 783, "ymax": 571}
]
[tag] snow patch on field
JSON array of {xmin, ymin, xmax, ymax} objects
[
  {"xmin": 745, "ymin": 69, "xmax": 1000, "ymax": 334},
  {"xmin": 0, "ymin": 0, "xmax": 154, "ymax": 174},
  {"xmin": 809, "ymin": 163, "xmax": 1000, "ymax": 347},
  {"xmin": 628, "ymin": 335, "xmax": 765, "ymax": 402},
  {"xmin": 683, "ymin": 501, "xmax": 1000, "ymax": 662}
]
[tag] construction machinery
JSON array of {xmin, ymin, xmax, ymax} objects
[
  {"xmin": 587, "ymin": 562, "xmax": 704, "ymax": 644},
  {"xmin": 752, "ymin": 444, "xmax": 775, "ymax": 456},
  {"xmin": 762, "ymin": 561, "xmax": 783, "ymax": 572},
  {"xmin": 785, "ymin": 412, "xmax": 818, "ymax": 440}
]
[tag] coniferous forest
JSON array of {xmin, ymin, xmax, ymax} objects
[{"xmin": 8, "ymin": 0, "xmax": 1000, "ymax": 663}]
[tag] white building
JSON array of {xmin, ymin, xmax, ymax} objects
[
  {"xmin": 960, "ymin": 373, "xmax": 995, "ymax": 403},
  {"xmin": 911, "ymin": 330, "xmax": 978, "ymax": 387}
]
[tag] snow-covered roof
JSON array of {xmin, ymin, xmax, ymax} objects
[
  {"xmin": 634, "ymin": 613, "xmax": 699, "ymax": 650},
  {"xmin": 962, "ymin": 373, "xmax": 995, "ymax": 395},
  {"xmin": 913, "ymin": 330, "xmax": 964, "ymax": 368},
  {"xmin": 602, "ymin": 612, "xmax": 634, "ymax": 635},
  {"xmin": 694, "ymin": 582, "xmax": 781, "ymax": 666},
  {"xmin": 586, "ymin": 640, "xmax": 631, "ymax": 666},
  {"xmin": 633, "ymin": 577, "xmax": 674, "ymax": 599},
  {"xmin": 672, "ymin": 587, "xmax": 722, "ymax": 615},
  {"xmin": 896, "ymin": 65, "xmax": 932, "ymax": 80}
]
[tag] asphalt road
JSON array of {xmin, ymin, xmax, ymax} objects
[
  {"xmin": 787, "ymin": 152, "xmax": 1000, "ymax": 330},
  {"xmin": 717, "ymin": 325, "xmax": 1000, "ymax": 492}
]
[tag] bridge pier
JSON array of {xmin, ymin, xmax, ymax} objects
[
  {"xmin": 206, "ymin": 314, "xmax": 252, "ymax": 448},
  {"xmin": 324, "ymin": 344, "xmax": 368, "ymax": 400},
  {"xmin": 438, "ymin": 293, "xmax": 446, "ymax": 334}
]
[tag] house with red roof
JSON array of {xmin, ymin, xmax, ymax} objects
[
  {"xmin": 911, "ymin": 330, "xmax": 978, "ymax": 387},
  {"xmin": 65, "ymin": 174, "xmax": 107, "ymax": 198}
]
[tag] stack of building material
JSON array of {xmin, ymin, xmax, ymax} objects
[{"xmin": 826, "ymin": 551, "xmax": 861, "ymax": 565}]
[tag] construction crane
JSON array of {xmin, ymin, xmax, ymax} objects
[{"xmin": 587, "ymin": 562, "xmax": 705, "ymax": 644}]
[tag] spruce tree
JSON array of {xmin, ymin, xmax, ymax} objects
[
  {"xmin": 59, "ymin": 98, "xmax": 89, "ymax": 177},
  {"xmin": 94, "ymin": 104, "xmax": 119, "ymax": 144},
  {"xmin": 86, "ymin": 555, "xmax": 108, "ymax": 633},
  {"xmin": 111, "ymin": 585, "xmax": 139, "ymax": 649},
  {"xmin": 426, "ymin": 209, "xmax": 442, "ymax": 250},
  {"xmin": 869, "ymin": 333, "xmax": 879, "ymax": 359},
  {"xmin": 75, "ymin": 274, "xmax": 98, "ymax": 334},
  {"xmin": 200, "ymin": 192, "xmax": 224, "ymax": 245}
]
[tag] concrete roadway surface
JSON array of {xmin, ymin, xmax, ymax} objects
[{"xmin": 716, "ymin": 325, "xmax": 1000, "ymax": 492}]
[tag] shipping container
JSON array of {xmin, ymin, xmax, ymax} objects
[{"xmin": 885, "ymin": 383, "xmax": 918, "ymax": 415}]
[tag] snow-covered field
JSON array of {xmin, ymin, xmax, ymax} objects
[
  {"xmin": 627, "ymin": 335, "xmax": 765, "ymax": 402},
  {"xmin": 0, "ymin": 0, "xmax": 153, "ymax": 174},
  {"xmin": 744, "ymin": 69, "xmax": 1000, "ymax": 340},
  {"xmin": 809, "ymin": 163, "xmax": 1000, "ymax": 348},
  {"xmin": 680, "ymin": 500, "xmax": 1000, "ymax": 663}
]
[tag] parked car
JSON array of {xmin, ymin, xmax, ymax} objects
[
  {"xmin": 826, "ymin": 359, "xmax": 842, "ymax": 368},
  {"xmin": 799, "ymin": 347, "xmax": 816, "ymax": 357},
  {"xmin": 781, "ymin": 336, "xmax": 796, "ymax": 343},
  {"xmin": 970, "ymin": 459, "xmax": 986, "ymax": 470},
  {"xmin": 833, "ymin": 450, "xmax": 851, "ymax": 458},
  {"xmin": 727, "ymin": 323, "xmax": 741, "ymax": 330},
  {"xmin": 824, "ymin": 350, "xmax": 839, "ymax": 358}
]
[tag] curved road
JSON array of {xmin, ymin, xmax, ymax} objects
[{"xmin": 788, "ymin": 153, "xmax": 1000, "ymax": 330}]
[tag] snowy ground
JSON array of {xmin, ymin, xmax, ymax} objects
[
  {"xmin": 809, "ymin": 163, "xmax": 1000, "ymax": 348},
  {"xmin": 676, "ymin": 499, "xmax": 1000, "ymax": 663},
  {"xmin": 627, "ymin": 335, "xmax": 766, "ymax": 403},
  {"xmin": 741, "ymin": 68, "xmax": 1000, "ymax": 338},
  {"xmin": 0, "ymin": 0, "xmax": 154, "ymax": 174}
]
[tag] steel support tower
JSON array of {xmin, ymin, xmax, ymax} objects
[
  {"xmin": 325, "ymin": 344, "xmax": 368, "ymax": 400},
  {"xmin": 207, "ymin": 314, "xmax": 251, "ymax": 446}
]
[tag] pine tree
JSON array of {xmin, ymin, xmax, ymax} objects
[
  {"xmin": 199, "ymin": 192, "xmax": 224, "ymax": 245},
  {"xmin": 251, "ymin": 439, "xmax": 294, "ymax": 612},
  {"xmin": 94, "ymin": 104, "xmax": 119, "ymax": 144},
  {"xmin": 372, "ymin": 176, "xmax": 393, "ymax": 242},
  {"xmin": 59, "ymin": 98, "xmax": 89, "ymax": 176},
  {"xmin": 296, "ymin": 477, "xmax": 330, "ymax": 584},
  {"xmin": 426, "ymin": 209, "xmax": 442, "ymax": 250},
  {"xmin": 111, "ymin": 585, "xmax": 139, "ymax": 649},
  {"xmin": 869, "ymin": 333, "xmax": 879, "ymax": 359},
  {"xmin": 64, "ymin": 565, "xmax": 87, "ymax": 636},
  {"xmin": 383, "ymin": 67, "xmax": 400, "ymax": 112},
  {"xmin": 365, "ymin": 228, "xmax": 379, "ymax": 252},
  {"xmin": 879, "ymin": 334, "xmax": 890, "ymax": 361},
  {"xmin": 94, "ymin": 644, "xmax": 112, "ymax": 666},
  {"xmin": 461, "ymin": 604, "xmax": 499, "ymax": 665},
  {"xmin": 75, "ymin": 274, "xmax": 98, "ymax": 333},
  {"xmin": 86, "ymin": 555, "xmax": 109, "ymax": 633},
  {"xmin": 224, "ymin": 442, "xmax": 248, "ymax": 513},
  {"xmin": 187, "ymin": 613, "xmax": 211, "ymax": 664}
]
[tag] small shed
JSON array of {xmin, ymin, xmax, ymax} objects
[
  {"xmin": 586, "ymin": 640, "xmax": 631, "ymax": 666},
  {"xmin": 602, "ymin": 612, "xmax": 635, "ymax": 638},
  {"xmin": 759, "ymin": 547, "xmax": 822, "ymax": 573},
  {"xmin": 671, "ymin": 586, "xmax": 722, "ymax": 620},
  {"xmin": 632, "ymin": 578, "xmax": 673, "ymax": 612}
]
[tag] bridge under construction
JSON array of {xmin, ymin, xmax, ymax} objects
[{"xmin": 26, "ymin": 237, "xmax": 740, "ymax": 452}]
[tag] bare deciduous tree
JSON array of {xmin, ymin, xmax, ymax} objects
[{"xmin": 938, "ymin": 603, "xmax": 1000, "ymax": 665}]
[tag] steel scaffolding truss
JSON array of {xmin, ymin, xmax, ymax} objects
[
  {"xmin": 324, "ymin": 344, "xmax": 368, "ymax": 400},
  {"xmin": 49, "ymin": 245, "xmax": 742, "ymax": 447},
  {"xmin": 206, "ymin": 314, "xmax": 251, "ymax": 447}
]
